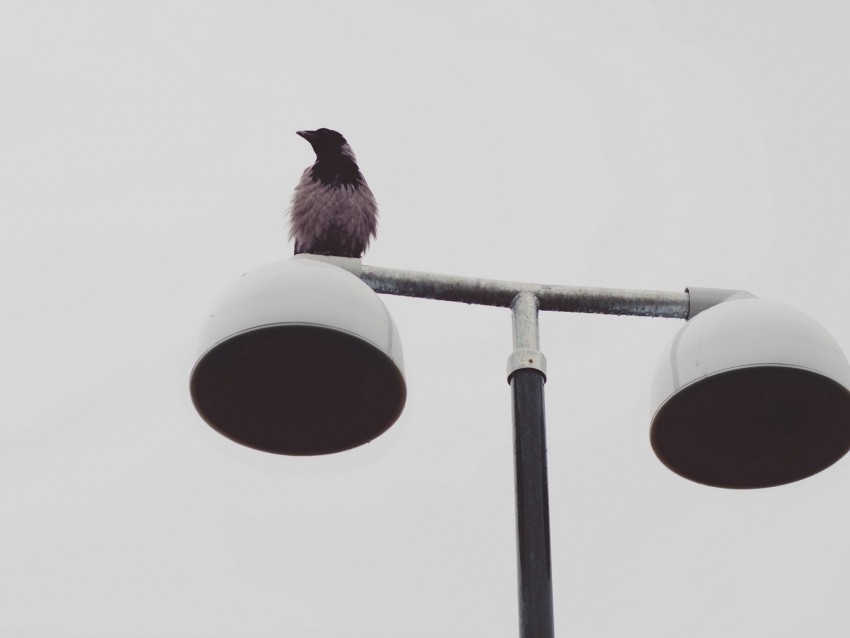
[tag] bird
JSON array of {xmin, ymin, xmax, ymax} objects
[{"xmin": 288, "ymin": 128, "xmax": 378, "ymax": 258}]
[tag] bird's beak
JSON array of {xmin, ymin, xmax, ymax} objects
[{"xmin": 296, "ymin": 130, "xmax": 316, "ymax": 141}]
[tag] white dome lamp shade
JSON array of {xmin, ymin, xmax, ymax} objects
[
  {"xmin": 190, "ymin": 258, "xmax": 406, "ymax": 455},
  {"xmin": 651, "ymin": 290, "xmax": 850, "ymax": 488}
]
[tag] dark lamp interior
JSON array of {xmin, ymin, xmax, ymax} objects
[
  {"xmin": 191, "ymin": 325, "xmax": 406, "ymax": 455},
  {"xmin": 651, "ymin": 367, "xmax": 850, "ymax": 488}
]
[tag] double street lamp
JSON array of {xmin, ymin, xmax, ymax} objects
[{"xmin": 190, "ymin": 255, "xmax": 850, "ymax": 638}]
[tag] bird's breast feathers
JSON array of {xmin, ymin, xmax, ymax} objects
[{"xmin": 289, "ymin": 169, "xmax": 378, "ymax": 254}]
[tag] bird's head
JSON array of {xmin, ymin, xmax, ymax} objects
[{"xmin": 296, "ymin": 128, "xmax": 354, "ymax": 161}]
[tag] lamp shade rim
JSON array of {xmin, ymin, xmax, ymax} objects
[
  {"xmin": 192, "ymin": 320, "xmax": 405, "ymax": 379},
  {"xmin": 652, "ymin": 361, "xmax": 850, "ymax": 420}
]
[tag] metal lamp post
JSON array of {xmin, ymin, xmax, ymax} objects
[{"xmin": 190, "ymin": 255, "xmax": 850, "ymax": 638}]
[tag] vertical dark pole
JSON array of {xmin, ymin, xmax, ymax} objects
[
  {"xmin": 512, "ymin": 368, "xmax": 554, "ymax": 638},
  {"xmin": 509, "ymin": 293, "xmax": 554, "ymax": 638}
]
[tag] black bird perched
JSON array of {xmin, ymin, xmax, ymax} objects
[{"xmin": 288, "ymin": 128, "xmax": 378, "ymax": 258}]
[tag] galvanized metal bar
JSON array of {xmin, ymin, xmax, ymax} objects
[
  {"xmin": 509, "ymin": 294, "xmax": 555, "ymax": 638},
  {"xmin": 508, "ymin": 293, "xmax": 547, "ymax": 379},
  {"xmin": 511, "ymin": 293, "xmax": 542, "ymax": 351},
  {"xmin": 360, "ymin": 264, "xmax": 689, "ymax": 318}
]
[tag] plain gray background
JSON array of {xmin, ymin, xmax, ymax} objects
[{"xmin": 3, "ymin": 1, "xmax": 850, "ymax": 636}]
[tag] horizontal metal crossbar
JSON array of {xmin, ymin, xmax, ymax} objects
[{"xmin": 360, "ymin": 264, "xmax": 690, "ymax": 319}]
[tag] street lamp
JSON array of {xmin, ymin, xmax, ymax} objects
[
  {"xmin": 651, "ymin": 290, "xmax": 850, "ymax": 489},
  {"xmin": 190, "ymin": 257, "xmax": 406, "ymax": 455},
  {"xmin": 190, "ymin": 255, "xmax": 850, "ymax": 638}
]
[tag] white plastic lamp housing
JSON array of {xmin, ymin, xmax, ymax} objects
[
  {"xmin": 651, "ymin": 296, "xmax": 850, "ymax": 488},
  {"xmin": 190, "ymin": 258, "xmax": 406, "ymax": 455}
]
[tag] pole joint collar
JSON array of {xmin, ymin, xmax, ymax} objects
[{"xmin": 507, "ymin": 348, "xmax": 547, "ymax": 382}]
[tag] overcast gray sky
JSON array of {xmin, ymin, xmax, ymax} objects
[{"xmin": 4, "ymin": 1, "xmax": 850, "ymax": 636}]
